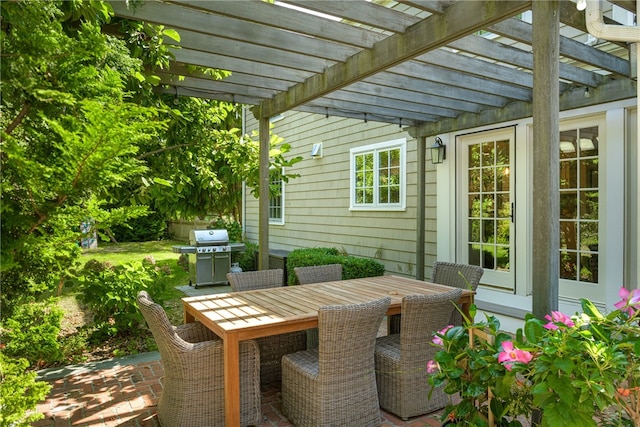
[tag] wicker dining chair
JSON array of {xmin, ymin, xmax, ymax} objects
[
  {"xmin": 293, "ymin": 263, "xmax": 343, "ymax": 348},
  {"xmin": 293, "ymin": 263, "xmax": 343, "ymax": 285},
  {"xmin": 136, "ymin": 291, "xmax": 261, "ymax": 427},
  {"xmin": 281, "ymin": 297, "xmax": 391, "ymax": 427},
  {"xmin": 375, "ymin": 289, "xmax": 463, "ymax": 420},
  {"xmin": 227, "ymin": 269, "xmax": 307, "ymax": 385},
  {"xmin": 389, "ymin": 261, "xmax": 483, "ymax": 334}
]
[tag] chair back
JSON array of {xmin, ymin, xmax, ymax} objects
[
  {"xmin": 399, "ymin": 289, "xmax": 463, "ymax": 356},
  {"xmin": 432, "ymin": 262, "xmax": 483, "ymax": 326},
  {"xmin": 317, "ymin": 297, "xmax": 390, "ymax": 375},
  {"xmin": 432, "ymin": 261, "xmax": 483, "ymax": 291},
  {"xmin": 227, "ymin": 269, "xmax": 284, "ymax": 291},
  {"xmin": 294, "ymin": 263, "xmax": 343, "ymax": 285},
  {"xmin": 137, "ymin": 291, "xmax": 187, "ymax": 358}
]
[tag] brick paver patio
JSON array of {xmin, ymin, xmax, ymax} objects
[{"xmin": 34, "ymin": 352, "xmax": 446, "ymax": 427}]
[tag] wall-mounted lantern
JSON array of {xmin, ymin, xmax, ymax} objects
[{"xmin": 430, "ymin": 137, "xmax": 446, "ymax": 164}]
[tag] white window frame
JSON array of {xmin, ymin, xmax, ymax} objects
[
  {"xmin": 269, "ymin": 168, "xmax": 285, "ymax": 225},
  {"xmin": 349, "ymin": 138, "xmax": 407, "ymax": 211}
]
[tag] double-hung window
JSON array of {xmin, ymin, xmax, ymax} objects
[
  {"xmin": 350, "ymin": 139, "xmax": 406, "ymax": 210},
  {"xmin": 269, "ymin": 168, "xmax": 284, "ymax": 224}
]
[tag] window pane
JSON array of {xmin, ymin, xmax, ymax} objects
[
  {"xmin": 560, "ymin": 160, "xmax": 577, "ymax": 189},
  {"xmin": 469, "ymin": 194, "xmax": 481, "ymax": 217},
  {"xmin": 560, "ymin": 221, "xmax": 577, "ymax": 250},
  {"xmin": 469, "ymin": 219, "xmax": 481, "ymax": 242},
  {"xmin": 482, "ymin": 194, "xmax": 495, "ymax": 218},
  {"xmin": 469, "ymin": 169, "xmax": 481, "ymax": 192},
  {"xmin": 560, "ymin": 251, "xmax": 577, "ymax": 280},
  {"xmin": 481, "ymin": 245, "xmax": 495, "ymax": 269},
  {"xmin": 482, "ymin": 220, "xmax": 494, "ymax": 243},
  {"xmin": 579, "ymin": 126, "xmax": 598, "ymax": 157},
  {"xmin": 482, "ymin": 167, "xmax": 495, "ymax": 192},
  {"xmin": 496, "ymin": 245, "xmax": 509, "ymax": 270},
  {"xmin": 482, "ymin": 142, "xmax": 495, "ymax": 166},
  {"xmin": 560, "ymin": 129, "xmax": 577, "ymax": 159},
  {"xmin": 469, "ymin": 144, "xmax": 481, "ymax": 168},
  {"xmin": 580, "ymin": 190, "xmax": 598, "ymax": 219},
  {"xmin": 496, "ymin": 167, "xmax": 510, "ymax": 191},
  {"xmin": 560, "ymin": 191, "xmax": 577, "ymax": 219},
  {"xmin": 469, "ymin": 244, "xmax": 481, "ymax": 266},
  {"xmin": 581, "ymin": 158, "xmax": 598, "ymax": 188},
  {"xmin": 496, "ymin": 140, "xmax": 509, "ymax": 166}
]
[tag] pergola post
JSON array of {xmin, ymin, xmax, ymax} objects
[
  {"xmin": 532, "ymin": 0, "xmax": 560, "ymax": 317},
  {"xmin": 416, "ymin": 136, "xmax": 426, "ymax": 280},
  {"xmin": 258, "ymin": 115, "xmax": 270, "ymax": 270}
]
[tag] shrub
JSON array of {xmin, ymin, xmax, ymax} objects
[
  {"xmin": 286, "ymin": 247, "xmax": 384, "ymax": 285},
  {"xmin": 110, "ymin": 211, "xmax": 168, "ymax": 242},
  {"xmin": 0, "ymin": 352, "xmax": 51, "ymax": 427},
  {"xmin": 1, "ymin": 298, "xmax": 64, "ymax": 368},
  {"xmin": 209, "ymin": 217, "xmax": 243, "ymax": 242},
  {"xmin": 75, "ymin": 256, "xmax": 169, "ymax": 336},
  {"xmin": 236, "ymin": 241, "xmax": 259, "ymax": 271}
]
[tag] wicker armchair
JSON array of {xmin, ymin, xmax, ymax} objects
[
  {"xmin": 375, "ymin": 289, "xmax": 463, "ymax": 420},
  {"xmin": 389, "ymin": 261, "xmax": 483, "ymax": 334},
  {"xmin": 136, "ymin": 291, "xmax": 261, "ymax": 427},
  {"xmin": 227, "ymin": 269, "xmax": 307, "ymax": 385},
  {"xmin": 282, "ymin": 297, "xmax": 391, "ymax": 427},
  {"xmin": 293, "ymin": 263, "xmax": 343, "ymax": 349}
]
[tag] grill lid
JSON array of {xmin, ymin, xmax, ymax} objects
[{"xmin": 189, "ymin": 229, "xmax": 229, "ymax": 246}]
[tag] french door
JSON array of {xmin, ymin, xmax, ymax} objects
[{"xmin": 457, "ymin": 128, "xmax": 515, "ymax": 290}]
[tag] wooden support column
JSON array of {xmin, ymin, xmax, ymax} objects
[
  {"xmin": 532, "ymin": 0, "xmax": 560, "ymax": 317},
  {"xmin": 416, "ymin": 136, "xmax": 426, "ymax": 280},
  {"xmin": 258, "ymin": 115, "xmax": 270, "ymax": 270}
]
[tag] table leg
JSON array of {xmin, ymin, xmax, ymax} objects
[{"xmin": 223, "ymin": 334, "xmax": 241, "ymax": 427}]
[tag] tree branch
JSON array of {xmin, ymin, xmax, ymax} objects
[{"xmin": 4, "ymin": 101, "xmax": 31, "ymax": 135}]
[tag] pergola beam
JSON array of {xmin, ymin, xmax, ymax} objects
[{"xmin": 256, "ymin": 0, "xmax": 532, "ymax": 118}]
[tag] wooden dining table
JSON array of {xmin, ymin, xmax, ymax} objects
[{"xmin": 182, "ymin": 275, "xmax": 474, "ymax": 427}]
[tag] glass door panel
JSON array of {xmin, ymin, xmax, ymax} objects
[{"xmin": 459, "ymin": 129, "xmax": 515, "ymax": 289}]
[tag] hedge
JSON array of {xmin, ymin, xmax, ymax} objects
[{"xmin": 286, "ymin": 247, "xmax": 385, "ymax": 285}]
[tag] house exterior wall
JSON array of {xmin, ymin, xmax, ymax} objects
[
  {"xmin": 243, "ymin": 111, "xmax": 438, "ymax": 278},
  {"xmin": 243, "ymin": 101, "xmax": 638, "ymax": 332}
]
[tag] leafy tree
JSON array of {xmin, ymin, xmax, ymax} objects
[{"xmin": 134, "ymin": 97, "xmax": 302, "ymax": 221}]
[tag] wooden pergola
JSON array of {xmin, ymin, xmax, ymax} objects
[{"xmin": 110, "ymin": 0, "xmax": 638, "ymax": 318}]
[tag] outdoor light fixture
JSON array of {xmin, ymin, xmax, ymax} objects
[
  {"xmin": 576, "ymin": 0, "xmax": 587, "ymax": 11},
  {"xmin": 431, "ymin": 137, "xmax": 446, "ymax": 164},
  {"xmin": 310, "ymin": 142, "xmax": 323, "ymax": 159}
]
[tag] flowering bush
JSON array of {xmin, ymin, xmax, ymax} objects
[{"xmin": 428, "ymin": 287, "xmax": 640, "ymax": 427}]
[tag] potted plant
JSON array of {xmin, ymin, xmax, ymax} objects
[{"xmin": 428, "ymin": 287, "xmax": 640, "ymax": 427}]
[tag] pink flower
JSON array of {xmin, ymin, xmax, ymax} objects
[
  {"xmin": 543, "ymin": 311, "xmax": 575, "ymax": 330},
  {"xmin": 498, "ymin": 341, "xmax": 533, "ymax": 371},
  {"xmin": 614, "ymin": 287, "xmax": 640, "ymax": 316},
  {"xmin": 432, "ymin": 325, "xmax": 454, "ymax": 346},
  {"xmin": 426, "ymin": 360, "xmax": 439, "ymax": 374}
]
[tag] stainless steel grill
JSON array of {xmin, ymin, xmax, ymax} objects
[{"xmin": 172, "ymin": 229, "xmax": 232, "ymax": 288}]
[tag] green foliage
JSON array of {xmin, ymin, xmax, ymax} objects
[
  {"xmin": 1, "ymin": 0, "xmax": 168, "ymax": 316},
  {"xmin": 285, "ymin": 247, "xmax": 384, "ymax": 285},
  {"xmin": 236, "ymin": 242, "xmax": 259, "ymax": 272},
  {"xmin": 429, "ymin": 290, "xmax": 640, "ymax": 426},
  {"xmin": 0, "ymin": 352, "xmax": 52, "ymax": 427},
  {"xmin": 110, "ymin": 210, "xmax": 168, "ymax": 242},
  {"xmin": 1, "ymin": 298, "xmax": 64, "ymax": 367},
  {"xmin": 208, "ymin": 217, "xmax": 243, "ymax": 242},
  {"xmin": 74, "ymin": 257, "xmax": 170, "ymax": 336}
]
